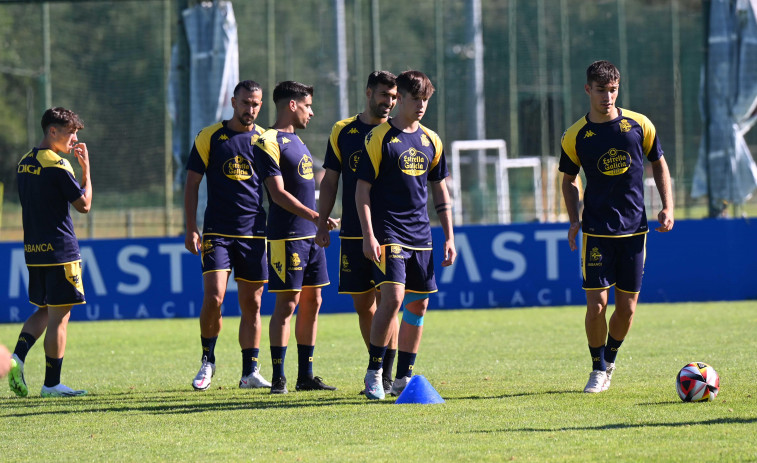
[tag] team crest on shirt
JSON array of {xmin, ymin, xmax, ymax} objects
[
  {"xmin": 341, "ymin": 254, "xmax": 351, "ymax": 272},
  {"xmin": 223, "ymin": 155, "xmax": 253, "ymax": 181},
  {"xmin": 348, "ymin": 151, "xmax": 361, "ymax": 172},
  {"xmin": 398, "ymin": 148, "xmax": 430, "ymax": 176},
  {"xmin": 597, "ymin": 148, "xmax": 631, "ymax": 176},
  {"xmin": 390, "ymin": 137, "xmax": 401, "ymax": 144},
  {"xmin": 583, "ymin": 130, "xmax": 596, "ymax": 139},
  {"xmin": 619, "ymin": 119, "xmax": 632, "ymax": 133},
  {"xmin": 348, "ymin": 128, "xmax": 359, "ymax": 134},
  {"xmin": 289, "ymin": 252, "xmax": 302, "ymax": 270},
  {"xmin": 420, "ymin": 134, "xmax": 430, "ymax": 147},
  {"xmin": 218, "ymin": 134, "xmax": 229, "ymax": 141},
  {"xmin": 298, "ymin": 154, "xmax": 314, "ymax": 180}
]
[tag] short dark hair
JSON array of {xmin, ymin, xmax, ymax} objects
[
  {"xmin": 396, "ymin": 70, "xmax": 435, "ymax": 99},
  {"xmin": 41, "ymin": 107, "xmax": 84, "ymax": 133},
  {"xmin": 586, "ymin": 60, "xmax": 620, "ymax": 86},
  {"xmin": 272, "ymin": 81, "xmax": 313, "ymax": 104},
  {"xmin": 234, "ymin": 80, "xmax": 262, "ymax": 96},
  {"xmin": 366, "ymin": 70, "xmax": 397, "ymax": 90}
]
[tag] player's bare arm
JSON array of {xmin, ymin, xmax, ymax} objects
[
  {"xmin": 71, "ymin": 142, "xmax": 92, "ymax": 214},
  {"xmin": 431, "ymin": 179, "xmax": 456, "ymax": 267},
  {"xmin": 651, "ymin": 157, "xmax": 674, "ymax": 232},
  {"xmin": 183, "ymin": 170, "xmax": 203, "ymax": 254},
  {"xmin": 561, "ymin": 173, "xmax": 582, "ymax": 251},
  {"xmin": 315, "ymin": 168, "xmax": 341, "ymax": 248},
  {"xmin": 355, "ymin": 179, "xmax": 380, "ymax": 262},
  {"xmin": 265, "ymin": 176, "xmax": 339, "ymax": 229}
]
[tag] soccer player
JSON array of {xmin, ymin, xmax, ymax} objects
[
  {"xmin": 355, "ymin": 70, "xmax": 457, "ymax": 400},
  {"xmin": 184, "ymin": 80, "xmax": 271, "ymax": 391},
  {"xmin": 559, "ymin": 60, "xmax": 674, "ymax": 393},
  {"xmin": 253, "ymin": 81, "xmax": 339, "ymax": 394},
  {"xmin": 315, "ymin": 71, "xmax": 400, "ymax": 394},
  {"xmin": 9, "ymin": 107, "xmax": 92, "ymax": 398}
]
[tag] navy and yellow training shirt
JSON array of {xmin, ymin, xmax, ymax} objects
[
  {"xmin": 322, "ymin": 114, "xmax": 379, "ymax": 238},
  {"xmin": 356, "ymin": 121, "xmax": 448, "ymax": 249},
  {"xmin": 186, "ymin": 121, "xmax": 267, "ymax": 238},
  {"xmin": 253, "ymin": 129, "xmax": 317, "ymax": 240},
  {"xmin": 559, "ymin": 108, "xmax": 664, "ymax": 237},
  {"xmin": 17, "ymin": 148, "xmax": 84, "ymax": 266}
]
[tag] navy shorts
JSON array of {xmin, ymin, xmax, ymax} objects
[
  {"xmin": 267, "ymin": 238, "xmax": 329, "ymax": 292},
  {"xmin": 372, "ymin": 245, "xmax": 437, "ymax": 294},
  {"xmin": 338, "ymin": 238, "xmax": 376, "ymax": 294},
  {"xmin": 582, "ymin": 233, "xmax": 646, "ymax": 293},
  {"xmin": 28, "ymin": 261, "xmax": 86, "ymax": 308},
  {"xmin": 201, "ymin": 235, "xmax": 268, "ymax": 283}
]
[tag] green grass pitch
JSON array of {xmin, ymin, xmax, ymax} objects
[{"xmin": 1, "ymin": 301, "xmax": 755, "ymax": 462}]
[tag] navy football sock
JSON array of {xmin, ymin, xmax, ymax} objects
[
  {"xmin": 382, "ymin": 348, "xmax": 396, "ymax": 380},
  {"xmin": 589, "ymin": 345, "xmax": 606, "ymax": 371},
  {"xmin": 201, "ymin": 336, "xmax": 217, "ymax": 364},
  {"xmin": 13, "ymin": 332, "xmax": 37, "ymax": 362},
  {"xmin": 270, "ymin": 346, "xmax": 287, "ymax": 381},
  {"xmin": 395, "ymin": 351, "xmax": 417, "ymax": 379},
  {"xmin": 605, "ymin": 335, "xmax": 624, "ymax": 364},
  {"xmin": 368, "ymin": 343, "xmax": 387, "ymax": 371},
  {"xmin": 241, "ymin": 348, "xmax": 260, "ymax": 377},
  {"xmin": 297, "ymin": 344, "xmax": 315, "ymax": 381},
  {"xmin": 44, "ymin": 356, "xmax": 63, "ymax": 387}
]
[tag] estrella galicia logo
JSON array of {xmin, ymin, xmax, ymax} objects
[
  {"xmin": 298, "ymin": 154, "xmax": 314, "ymax": 180},
  {"xmin": 348, "ymin": 150, "xmax": 361, "ymax": 172},
  {"xmin": 597, "ymin": 148, "xmax": 631, "ymax": 176},
  {"xmin": 223, "ymin": 155, "xmax": 253, "ymax": 181},
  {"xmin": 398, "ymin": 148, "xmax": 429, "ymax": 176}
]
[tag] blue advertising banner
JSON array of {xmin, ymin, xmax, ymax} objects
[{"xmin": 1, "ymin": 219, "xmax": 755, "ymax": 323}]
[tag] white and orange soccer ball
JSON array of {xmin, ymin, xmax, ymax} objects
[{"xmin": 676, "ymin": 362, "xmax": 720, "ymax": 402}]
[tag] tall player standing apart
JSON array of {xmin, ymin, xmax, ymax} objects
[
  {"xmin": 254, "ymin": 81, "xmax": 340, "ymax": 394},
  {"xmin": 559, "ymin": 60, "xmax": 674, "ymax": 393},
  {"xmin": 356, "ymin": 70, "xmax": 456, "ymax": 400},
  {"xmin": 9, "ymin": 107, "xmax": 92, "ymax": 398},
  {"xmin": 315, "ymin": 71, "xmax": 400, "ymax": 394},
  {"xmin": 185, "ymin": 80, "xmax": 272, "ymax": 391}
]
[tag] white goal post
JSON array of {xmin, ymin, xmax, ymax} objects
[{"xmin": 450, "ymin": 139, "xmax": 545, "ymax": 225}]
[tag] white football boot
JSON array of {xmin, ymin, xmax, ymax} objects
[
  {"xmin": 583, "ymin": 370, "xmax": 608, "ymax": 393},
  {"xmin": 41, "ymin": 383, "xmax": 87, "ymax": 398},
  {"xmin": 604, "ymin": 363, "xmax": 615, "ymax": 391},
  {"xmin": 239, "ymin": 366, "xmax": 272, "ymax": 389},
  {"xmin": 364, "ymin": 368, "xmax": 385, "ymax": 400},
  {"xmin": 192, "ymin": 359, "xmax": 215, "ymax": 391},
  {"xmin": 390, "ymin": 375, "xmax": 411, "ymax": 397}
]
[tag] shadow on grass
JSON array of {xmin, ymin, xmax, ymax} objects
[
  {"xmin": 459, "ymin": 416, "xmax": 757, "ymax": 433},
  {"xmin": 447, "ymin": 389, "xmax": 583, "ymax": 400},
  {"xmin": 0, "ymin": 388, "xmax": 393, "ymax": 417}
]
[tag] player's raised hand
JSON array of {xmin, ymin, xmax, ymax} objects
[
  {"xmin": 72, "ymin": 142, "xmax": 89, "ymax": 169},
  {"xmin": 656, "ymin": 209, "xmax": 674, "ymax": 232},
  {"xmin": 567, "ymin": 221, "xmax": 581, "ymax": 251},
  {"xmin": 185, "ymin": 228, "xmax": 201, "ymax": 255}
]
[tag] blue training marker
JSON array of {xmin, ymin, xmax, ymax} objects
[{"xmin": 394, "ymin": 375, "xmax": 445, "ymax": 404}]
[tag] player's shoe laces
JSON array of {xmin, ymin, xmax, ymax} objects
[
  {"xmin": 364, "ymin": 369, "xmax": 384, "ymax": 400},
  {"xmin": 295, "ymin": 376, "xmax": 337, "ymax": 391},
  {"xmin": 604, "ymin": 363, "xmax": 615, "ymax": 390},
  {"xmin": 40, "ymin": 383, "xmax": 87, "ymax": 398},
  {"xmin": 270, "ymin": 377, "xmax": 288, "ymax": 394},
  {"xmin": 8, "ymin": 354, "xmax": 28, "ymax": 398},
  {"xmin": 390, "ymin": 375, "xmax": 410, "ymax": 397},
  {"xmin": 583, "ymin": 370, "xmax": 608, "ymax": 393},
  {"xmin": 192, "ymin": 358, "xmax": 215, "ymax": 391},
  {"xmin": 239, "ymin": 367, "xmax": 272, "ymax": 389}
]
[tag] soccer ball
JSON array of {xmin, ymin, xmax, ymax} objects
[{"xmin": 676, "ymin": 362, "xmax": 720, "ymax": 402}]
